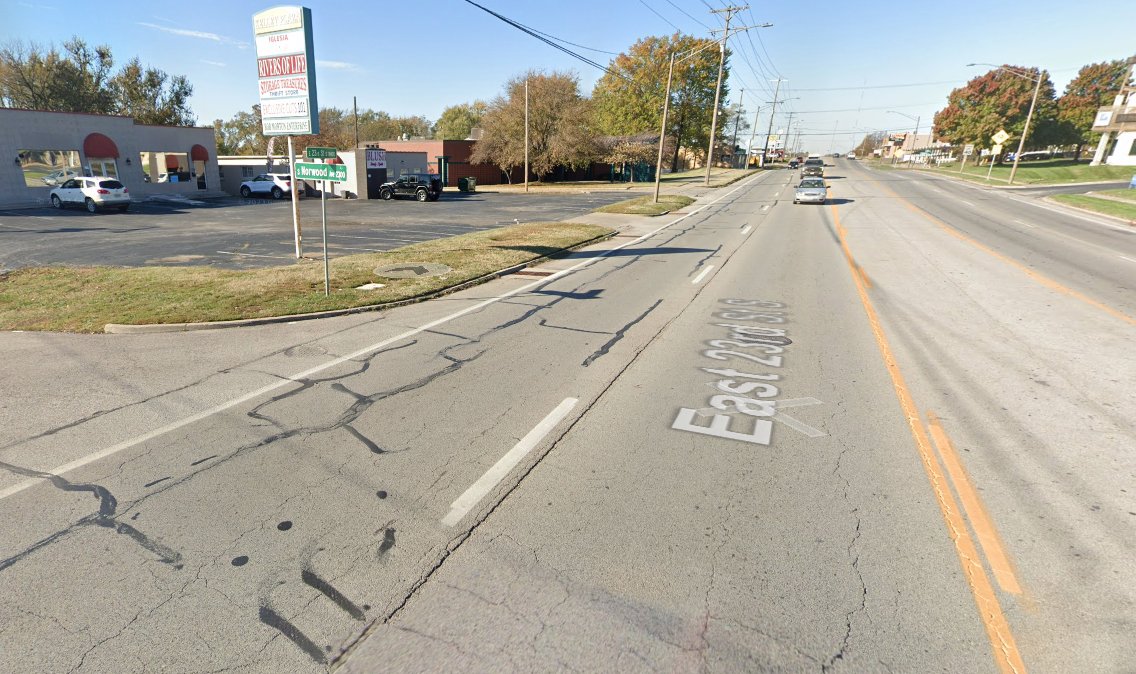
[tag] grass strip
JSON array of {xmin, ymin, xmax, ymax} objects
[
  {"xmin": 0, "ymin": 221, "xmax": 611, "ymax": 333},
  {"xmin": 595, "ymin": 194, "xmax": 695, "ymax": 215},
  {"xmin": 1094, "ymin": 188, "xmax": 1136, "ymax": 202},
  {"xmin": 1050, "ymin": 194, "xmax": 1136, "ymax": 222}
]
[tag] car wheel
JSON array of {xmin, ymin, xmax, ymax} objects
[
  {"xmin": 51, "ymin": 195, "xmax": 62, "ymax": 209},
  {"xmin": 416, "ymin": 189, "xmax": 428, "ymax": 202},
  {"xmin": 380, "ymin": 188, "xmax": 392, "ymax": 200},
  {"xmin": 240, "ymin": 186, "xmax": 252, "ymax": 198},
  {"xmin": 85, "ymin": 198, "xmax": 98, "ymax": 213},
  {"xmin": 118, "ymin": 204, "xmax": 130, "ymax": 212},
  {"xmin": 271, "ymin": 186, "xmax": 283, "ymax": 200}
]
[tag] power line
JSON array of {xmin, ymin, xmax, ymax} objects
[
  {"xmin": 637, "ymin": 0, "xmax": 682, "ymax": 32},
  {"xmin": 521, "ymin": 25, "xmax": 620, "ymax": 56},
  {"xmin": 793, "ymin": 79, "xmax": 965, "ymax": 92},
  {"xmin": 463, "ymin": 0, "xmax": 628, "ymax": 82},
  {"xmin": 663, "ymin": 0, "xmax": 712, "ymax": 29}
]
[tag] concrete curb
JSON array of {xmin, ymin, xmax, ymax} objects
[
  {"xmin": 103, "ymin": 230, "xmax": 618, "ymax": 334},
  {"xmin": 1040, "ymin": 195, "xmax": 1136, "ymax": 226}
]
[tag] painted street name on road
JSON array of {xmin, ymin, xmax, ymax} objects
[{"xmin": 671, "ymin": 298, "xmax": 790, "ymax": 445}]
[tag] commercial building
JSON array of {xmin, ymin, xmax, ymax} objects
[
  {"xmin": 1, "ymin": 108, "xmax": 224, "ymax": 209},
  {"xmin": 1090, "ymin": 60, "xmax": 1136, "ymax": 167}
]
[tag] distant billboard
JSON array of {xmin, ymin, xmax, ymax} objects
[{"xmin": 253, "ymin": 6, "xmax": 319, "ymax": 136}]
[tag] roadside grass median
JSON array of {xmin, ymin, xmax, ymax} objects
[
  {"xmin": 1094, "ymin": 188, "xmax": 1136, "ymax": 202},
  {"xmin": 1049, "ymin": 194, "xmax": 1136, "ymax": 222},
  {"xmin": 595, "ymin": 194, "xmax": 695, "ymax": 215},
  {"xmin": 915, "ymin": 158, "xmax": 1135, "ymax": 186},
  {"xmin": 0, "ymin": 221, "xmax": 612, "ymax": 333}
]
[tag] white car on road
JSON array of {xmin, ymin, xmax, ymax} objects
[
  {"xmin": 239, "ymin": 173, "xmax": 293, "ymax": 200},
  {"xmin": 49, "ymin": 177, "xmax": 131, "ymax": 213}
]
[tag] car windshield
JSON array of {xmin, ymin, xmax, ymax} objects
[{"xmin": 799, "ymin": 180, "xmax": 825, "ymax": 189}]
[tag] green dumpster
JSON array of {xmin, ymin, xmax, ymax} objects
[{"xmin": 464, "ymin": 176, "xmax": 476, "ymax": 192}]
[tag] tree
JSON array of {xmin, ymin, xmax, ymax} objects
[
  {"xmin": 1057, "ymin": 58, "xmax": 1133, "ymax": 161},
  {"xmin": 0, "ymin": 37, "xmax": 194, "ymax": 125},
  {"xmin": 854, "ymin": 131, "xmax": 887, "ymax": 157},
  {"xmin": 435, "ymin": 101, "xmax": 487, "ymax": 140},
  {"xmin": 472, "ymin": 70, "xmax": 599, "ymax": 181},
  {"xmin": 592, "ymin": 34, "xmax": 725, "ymax": 171},
  {"xmin": 214, "ymin": 105, "xmax": 267, "ymax": 155},
  {"xmin": 111, "ymin": 57, "xmax": 194, "ymax": 126},
  {"xmin": 933, "ymin": 66, "xmax": 1059, "ymax": 163}
]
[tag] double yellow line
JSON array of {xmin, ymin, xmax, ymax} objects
[{"xmin": 830, "ymin": 205, "xmax": 1027, "ymax": 674}]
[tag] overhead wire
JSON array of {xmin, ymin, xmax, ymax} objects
[{"xmin": 637, "ymin": 0, "xmax": 683, "ymax": 33}]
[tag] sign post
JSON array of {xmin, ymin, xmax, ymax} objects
[
  {"xmin": 253, "ymin": 6, "xmax": 319, "ymax": 259},
  {"xmin": 986, "ymin": 143, "xmax": 1003, "ymax": 182},
  {"xmin": 960, "ymin": 143, "xmax": 974, "ymax": 173},
  {"xmin": 295, "ymin": 161, "xmax": 346, "ymax": 296}
]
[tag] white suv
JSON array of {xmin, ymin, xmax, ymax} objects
[
  {"xmin": 239, "ymin": 173, "xmax": 293, "ymax": 199},
  {"xmin": 49, "ymin": 177, "xmax": 131, "ymax": 213}
]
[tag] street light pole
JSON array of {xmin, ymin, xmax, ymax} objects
[
  {"xmin": 762, "ymin": 78, "xmax": 784, "ymax": 166},
  {"xmin": 1009, "ymin": 71, "xmax": 1043, "ymax": 185},
  {"xmin": 653, "ymin": 52, "xmax": 675, "ymax": 204},
  {"xmin": 704, "ymin": 6, "xmax": 743, "ymax": 186}
]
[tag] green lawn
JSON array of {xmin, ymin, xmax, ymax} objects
[
  {"xmin": 920, "ymin": 158, "xmax": 1136, "ymax": 185},
  {"xmin": 1094, "ymin": 188, "xmax": 1136, "ymax": 202},
  {"xmin": 0, "ymin": 221, "xmax": 612, "ymax": 333},
  {"xmin": 595, "ymin": 194, "xmax": 695, "ymax": 215},
  {"xmin": 1050, "ymin": 194, "xmax": 1136, "ymax": 221}
]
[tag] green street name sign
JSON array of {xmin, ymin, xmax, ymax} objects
[
  {"xmin": 305, "ymin": 146, "xmax": 338, "ymax": 159},
  {"xmin": 295, "ymin": 162, "xmax": 347, "ymax": 182}
]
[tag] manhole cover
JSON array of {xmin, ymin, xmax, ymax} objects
[
  {"xmin": 284, "ymin": 345, "xmax": 328, "ymax": 358},
  {"xmin": 373, "ymin": 263, "xmax": 451, "ymax": 278}
]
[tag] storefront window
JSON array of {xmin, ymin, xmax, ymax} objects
[
  {"xmin": 88, "ymin": 159, "xmax": 118, "ymax": 179},
  {"xmin": 18, "ymin": 149, "xmax": 81, "ymax": 188},
  {"xmin": 139, "ymin": 151, "xmax": 190, "ymax": 184}
]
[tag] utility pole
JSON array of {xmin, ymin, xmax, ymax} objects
[
  {"xmin": 353, "ymin": 96, "xmax": 359, "ymax": 149},
  {"xmin": 729, "ymin": 89, "xmax": 744, "ymax": 168},
  {"xmin": 653, "ymin": 52, "xmax": 676, "ymax": 203},
  {"xmin": 784, "ymin": 111, "xmax": 795, "ymax": 156},
  {"xmin": 524, "ymin": 78, "xmax": 529, "ymax": 193},
  {"xmin": 762, "ymin": 78, "xmax": 784, "ymax": 165},
  {"xmin": 705, "ymin": 5, "xmax": 748, "ymax": 186}
]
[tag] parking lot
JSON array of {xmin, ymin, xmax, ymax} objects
[{"xmin": 0, "ymin": 189, "xmax": 634, "ymax": 269}]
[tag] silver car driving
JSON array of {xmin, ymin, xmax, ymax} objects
[{"xmin": 793, "ymin": 178, "xmax": 827, "ymax": 205}]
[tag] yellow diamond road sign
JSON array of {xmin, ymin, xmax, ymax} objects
[{"xmin": 992, "ymin": 129, "xmax": 1010, "ymax": 145}]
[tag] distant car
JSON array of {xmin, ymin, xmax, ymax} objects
[
  {"xmin": 788, "ymin": 160, "xmax": 799, "ymax": 169},
  {"xmin": 240, "ymin": 173, "xmax": 293, "ymax": 199},
  {"xmin": 793, "ymin": 178, "xmax": 827, "ymax": 204},
  {"xmin": 41, "ymin": 168, "xmax": 80, "ymax": 186},
  {"xmin": 378, "ymin": 173, "xmax": 443, "ymax": 202},
  {"xmin": 801, "ymin": 157, "xmax": 825, "ymax": 177},
  {"xmin": 846, "ymin": 152, "xmax": 856, "ymax": 159},
  {"xmin": 49, "ymin": 177, "xmax": 131, "ymax": 213}
]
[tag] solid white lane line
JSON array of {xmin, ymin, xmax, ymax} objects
[
  {"xmin": 1120, "ymin": 255, "xmax": 1136, "ymax": 264},
  {"xmin": 441, "ymin": 397, "xmax": 578, "ymax": 527},
  {"xmin": 959, "ymin": 200, "xmax": 976, "ymax": 207},
  {"xmin": 740, "ymin": 225, "xmax": 752, "ymax": 235},
  {"xmin": 0, "ymin": 172, "xmax": 765, "ymax": 503},
  {"xmin": 692, "ymin": 265, "xmax": 714, "ymax": 284},
  {"xmin": 216, "ymin": 250, "xmax": 294, "ymax": 259}
]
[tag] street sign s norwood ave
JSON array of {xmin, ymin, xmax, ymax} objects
[{"xmin": 295, "ymin": 162, "xmax": 347, "ymax": 182}]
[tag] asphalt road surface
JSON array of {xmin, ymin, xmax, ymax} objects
[
  {"xmin": 0, "ymin": 189, "xmax": 633, "ymax": 270},
  {"xmin": 1, "ymin": 162, "xmax": 1133, "ymax": 673}
]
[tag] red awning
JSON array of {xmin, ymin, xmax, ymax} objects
[
  {"xmin": 326, "ymin": 156, "xmax": 344, "ymax": 164},
  {"xmin": 190, "ymin": 144, "xmax": 209, "ymax": 161},
  {"xmin": 83, "ymin": 133, "xmax": 119, "ymax": 159}
]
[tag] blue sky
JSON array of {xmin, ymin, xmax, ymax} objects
[{"xmin": 5, "ymin": 0, "xmax": 1134, "ymax": 152}]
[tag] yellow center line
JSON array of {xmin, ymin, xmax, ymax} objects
[
  {"xmin": 926, "ymin": 411, "xmax": 1023, "ymax": 595},
  {"xmin": 877, "ymin": 180, "xmax": 1136, "ymax": 327},
  {"xmin": 831, "ymin": 205, "xmax": 1027, "ymax": 674}
]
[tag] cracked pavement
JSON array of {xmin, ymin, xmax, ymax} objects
[{"xmin": 3, "ymin": 163, "xmax": 1135, "ymax": 672}]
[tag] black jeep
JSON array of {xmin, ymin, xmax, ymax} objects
[{"xmin": 378, "ymin": 173, "xmax": 443, "ymax": 202}]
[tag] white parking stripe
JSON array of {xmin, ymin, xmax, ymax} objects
[
  {"xmin": 741, "ymin": 225, "xmax": 752, "ymax": 235},
  {"xmin": 440, "ymin": 397, "xmax": 578, "ymax": 527},
  {"xmin": 692, "ymin": 265, "xmax": 714, "ymax": 284}
]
